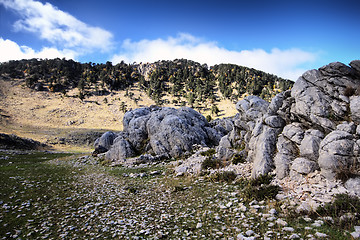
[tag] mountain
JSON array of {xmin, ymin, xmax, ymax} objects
[
  {"xmin": 0, "ymin": 58, "xmax": 293, "ymax": 151},
  {"xmin": 0, "ymin": 58, "xmax": 293, "ymax": 105}
]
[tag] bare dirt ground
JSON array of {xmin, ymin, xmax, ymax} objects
[{"xmin": 0, "ymin": 79, "xmax": 237, "ymax": 152}]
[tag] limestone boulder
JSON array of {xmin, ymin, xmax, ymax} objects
[
  {"xmin": 290, "ymin": 157, "xmax": 319, "ymax": 175},
  {"xmin": 104, "ymin": 106, "xmax": 225, "ymax": 161},
  {"xmin": 318, "ymin": 130, "xmax": 355, "ymax": 179},
  {"xmin": 268, "ymin": 90, "xmax": 292, "ymax": 117},
  {"xmin": 345, "ymin": 177, "xmax": 360, "ymax": 196},
  {"xmin": 282, "ymin": 123, "xmax": 305, "ymax": 145},
  {"xmin": 299, "ymin": 129, "xmax": 324, "ymax": 161},
  {"xmin": 290, "ymin": 62, "xmax": 360, "ymax": 132},
  {"xmin": 94, "ymin": 131, "xmax": 117, "ymax": 151},
  {"xmin": 350, "ymin": 60, "xmax": 360, "ymax": 73},
  {"xmin": 250, "ymin": 123, "xmax": 282, "ymax": 178},
  {"xmin": 274, "ymin": 135, "xmax": 299, "ymax": 179},
  {"xmin": 236, "ymin": 95, "xmax": 269, "ymax": 121},
  {"xmin": 350, "ymin": 96, "xmax": 360, "ymax": 124},
  {"xmin": 105, "ymin": 137, "xmax": 136, "ymax": 161}
]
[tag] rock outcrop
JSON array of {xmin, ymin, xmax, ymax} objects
[
  {"xmin": 95, "ymin": 60, "xmax": 360, "ymax": 194},
  {"xmin": 235, "ymin": 61, "xmax": 360, "ymax": 182},
  {"xmin": 95, "ymin": 106, "xmax": 224, "ymax": 162}
]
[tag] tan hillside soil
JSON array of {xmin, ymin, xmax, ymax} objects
[{"xmin": 0, "ymin": 79, "xmax": 237, "ymax": 152}]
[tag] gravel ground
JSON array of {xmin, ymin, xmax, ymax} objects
[{"xmin": 0, "ymin": 153, "xmax": 356, "ymax": 239}]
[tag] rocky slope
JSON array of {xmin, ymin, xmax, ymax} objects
[
  {"xmin": 246, "ymin": 61, "xmax": 360, "ymax": 181},
  {"xmin": 95, "ymin": 60, "xmax": 360, "ymax": 210}
]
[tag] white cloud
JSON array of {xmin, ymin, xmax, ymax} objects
[
  {"xmin": 1, "ymin": 0, "xmax": 113, "ymax": 52},
  {"xmin": 0, "ymin": 38, "xmax": 76, "ymax": 62},
  {"xmin": 111, "ymin": 33, "xmax": 317, "ymax": 80}
]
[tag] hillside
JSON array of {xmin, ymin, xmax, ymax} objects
[{"xmin": 0, "ymin": 58, "xmax": 293, "ymax": 151}]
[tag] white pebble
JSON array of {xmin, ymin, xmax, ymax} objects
[
  {"xmin": 283, "ymin": 227, "xmax": 294, "ymax": 232},
  {"xmin": 315, "ymin": 232, "xmax": 328, "ymax": 238}
]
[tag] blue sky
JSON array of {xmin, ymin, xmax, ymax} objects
[{"xmin": 0, "ymin": 0, "xmax": 359, "ymax": 80}]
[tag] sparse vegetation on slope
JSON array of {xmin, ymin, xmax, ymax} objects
[{"xmin": 0, "ymin": 58, "xmax": 293, "ymax": 105}]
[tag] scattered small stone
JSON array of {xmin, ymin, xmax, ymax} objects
[
  {"xmin": 351, "ymin": 232, "xmax": 360, "ymax": 239},
  {"xmin": 269, "ymin": 208, "xmax": 277, "ymax": 215},
  {"xmin": 275, "ymin": 218, "xmax": 288, "ymax": 226},
  {"xmin": 283, "ymin": 227, "xmax": 294, "ymax": 232},
  {"xmin": 245, "ymin": 230, "xmax": 255, "ymax": 236},
  {"xmin": 311, "ymin": 220, "xmax": 324, "ymax": 227},
  {"xmin": 302, "ymin": 217, "xmax": 312, "ymax": 222},
  {"xmin": 289, "ymin": 233, "xmax": 300, "ymax": 239},
  {"xmin": 315, "ymin": 232, "xmax": 328, "ymax": 238}
]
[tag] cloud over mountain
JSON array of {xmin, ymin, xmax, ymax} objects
[
  {"xmin": 0, "ymin": 38, "xmax": 76, "ymax": 62},
  {"xmin": 112, "ymin": 33, "xmax": 317, "ymax": 80}
]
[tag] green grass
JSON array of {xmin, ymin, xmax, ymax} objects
[
  {"xmin": 285, "ymin": 213, "xmax": 352, "ymax": 240},
  {"xmin": 0, "ymin": 151, "xmax": 76, "ymax": 238},
  {"xmin": 109, "ymin": 164, "xmax": 166, "ymax": 177},
  {"xmin": 0, "ymin": 151, "xmax": 356, "ymax": 239}
]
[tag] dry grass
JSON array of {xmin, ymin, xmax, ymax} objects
[{"xmin": 0, "ymin": 79, "xmax": 237, "ymax": 151}]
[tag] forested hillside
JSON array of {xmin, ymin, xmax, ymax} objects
[{"xmin": 0, "ymin": 58, "xmax": 293, "ymax": 106}]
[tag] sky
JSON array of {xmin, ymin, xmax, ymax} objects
[{"xmin": 0, "ymin": 0, "xmax": 359, "ymax": 80}]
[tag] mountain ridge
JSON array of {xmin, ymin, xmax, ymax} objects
[{"xmin": 0, "ymin": 58, "xmax": 293, "ymax": 104}]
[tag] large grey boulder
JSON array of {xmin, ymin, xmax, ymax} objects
[
  {"xmin": 290, "ymin": 157, "xmax": 318, "ymax": 175},
  {"xmin": 345, "ymin": 177, "xmax": 360, "ymax": 196},
  {"xmin": 274, "ymin": 135, "xmax": 299, "ymax": 179},
  {"xmin": 282, "ymin": 123, "xmax": 305, "ymax": 145},
  {"xmin": 299, "ymin": 129, "xmax": 324, "ymax": 161},
  {"xmin": 106, "ymin": 137, "xmax": 135, "ymax": 161},
  {"xmin": 350, "ymin": 96, "xmax": 360, "ymax": 124},
  {"xmin": 250, "ymin": 121, "xmax": 283, "ymax": 178},
  {"xmin": 236, "ymin": 95, "xmax": 269, "ymax": 121},
  {"xmin": 337, "ymin": 121, "xmax": 356, "ymax": 134},
  {"xmin": 290, "ymin": 62, "xmax": 360, "ymax": 132},
  {"xmin": 216, "ymin": 145, "xmax": 235, "ymax": 161},
  {"xmin": 350, "ymin": 60, "xmax": 360, "ymax": 73},
  {"xmin": 264, "ymin": 115, "xmax": 286, "ymax": 128},
  {"xmin": 145, "ymin": 107, "xmax": 220, "ymax": 157},
  {"xmin": 104, "ymin": 106, "xmax": 224, "ymax": 161},
  {"xmin": 318, "ymin": 130, "xmax": 355, "ymax": 179},
  {"xmin": 94, "ymin": 131, "xmax": 117, "ymax": 151},
  {"xmin": 123, "ymin": 107, "xmax": 152, "ymax": 151},
  {"xmin": 210, "ymin": 118, "xmax": 234, "ymax": 134},
  {"xmin": 247, "ymin": 61, "xmax": 360, "ymax": 180},
  {"xmin": 268, "ymin": 90, "xmax": 292, "ymax": 117}
]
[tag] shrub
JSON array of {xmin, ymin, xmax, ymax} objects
[
  {"xmin": 239, "ymin": 174, "xmax": 280, "ymax": 202},
  {"xmin": 206, "ymin": 115, "xmax": 212, "ymax": 122},
  {"xmin": 335, "ymin": 164, "xmax": 360, "ymax": 183},
  {"xmin": 316, "ymin": 194, "xmax": 360, "ymax": 230},
  {"xmin": 232, "ymin": 153, "xmax": 246, "ymax": 165},
  {"xmin": 201, "ymin": 157, "xmax": 221, "ymax": 170},
  {"xmin": 335, "ymin": 169, "xmax": 360, "ymax": 183},
  {"xmin": 246, "ymin": 184, "xmax": 280, "ymax": 201},
  {"xmin": 200, "ymin": 148, "xmax": 216, "ymax": 157},
  {"xmin": 173, "ymin": 185, "xmax": 187, "ymax": 192},
  {"xmin": 344, "ymin": 86, "xmax": 356, "ymax": 97},
  {"xmin": 210, "ymin": 171, "xmax": 237, "ymax": 183},
  {"xmin": 124, "ymin": 185, "xmax": 137, "ymax": 193},
  {"xmin": 100, "ymin": 158, "xmax": 112, "ymax": 166},
  {"xmin": 249, "ymin": 173, "xmax": 274, "ymax": 186}
]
